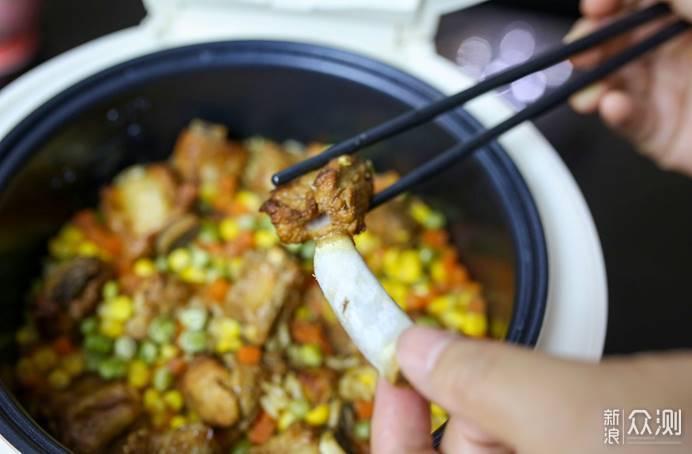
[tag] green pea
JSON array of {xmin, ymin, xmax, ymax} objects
[
  {"xmin": 84, "ymin": 334, "xmax": 113, "ymax": 355},
  {"xmin": 98, "ymin": 357, "xmax": 127, "ymax": 380},
  {"xmin": 138, "ymin": 341, "xmax": 158, "ymax": 364},
  {"xmin": 178, "ymin": 331, "xmax": 208, "ymax": 354},
  {"xmin": 178, "ymin": 307, "xmax": 208, "ymax": 331},
  {"xmin": 80, "ymin": 317, "xmax": 98, "ymax": 336},
  {"xmin": 114, "ymin": 336, "xmax": 137, "ymax": 360},
  {"xmin": 152, "ymin": 367, "xmax": 173, "ymax": 392},
  {"xmin": 102, "ymin": 280, "xmax": 119, "ymax": 300},
  {"xmin": 148, "ymin": 316, "xmax": 176, "ymax": 344},
  {"xmin": 354, "ymin": 420, "xmax": 371, "ymax": 440}
]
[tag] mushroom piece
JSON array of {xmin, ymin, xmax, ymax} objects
[
  {"xmin": 155, "ymin": 214, "xmax": 200, "ymax": 255},
  {"xmin": 33, "ymin": 257, "xmax": 113, "ymax": 336},
  {"xmin": 181, "ymin": 357, "xmax": 239, "ymax": 427}
]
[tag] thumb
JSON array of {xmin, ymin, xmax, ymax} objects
[{"xmin": 396, "ymin": 326, "xmax": 600, "ymax": 451}]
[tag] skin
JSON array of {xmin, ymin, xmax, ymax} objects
[{"xmin": 372, "ymin": 2, "xmax": 692, "ymax": 452}]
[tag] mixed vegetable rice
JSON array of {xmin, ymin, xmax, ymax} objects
[{"xmin": 13, "ymin": 120, "xmax": 489, "ymax": 453}]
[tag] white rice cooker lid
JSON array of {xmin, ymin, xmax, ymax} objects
[{"xmin": 0, "ymin": 0, "xmax": 607, "ymax": 361}]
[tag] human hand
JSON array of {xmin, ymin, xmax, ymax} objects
[
  {"xmin": 371, "ymin": 326, "xmax": 692, "ymax": 453},
  {"xmin": 567, "ymin": 0, "xmax": 692, "ymax": 176}
]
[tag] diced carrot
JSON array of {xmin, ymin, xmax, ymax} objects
[
  {"xmin": 73, "ymin": 210, "xmax": 122, "ymax": 256},
  {"xmin": 446, "ymin": 263, "xmax": 469, "ymax": 285},
  {"xmin": 421, "ymin": 229, "xmax": 448, "ymax": 248},
  {"xmin": 52, "ymin": 336, "xmax": 75, "ymax": 356},
  {"xmin": 406, "ymin": 294, "xmax": 431, "ymax": 311},
  {"xmin": 226, "ymin": 231, "xmax": 254, "ymax": 256},
  {"xmin": 354, "ymin": 400, "xmax": 374, "ymax": 420},
  {"xmin": 167, "ymin": 357, "xmax": 188, "ymax": 376},
  {"xmin": 290, "ymin": 321, "xmax": 332, "ymax": 354},
  {"xmin": 206, "ymin": 279, "xmax": 230, "ymax": 302},
  {"xmin": 248, "ymin": 411, "xmax": 276, "ymax": 444},
  {"xmin": 237, "ymin": 346, "xmax": 262, "ymax": 365}
]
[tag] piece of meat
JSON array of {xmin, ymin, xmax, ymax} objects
[
  {"xmin": 364, "ymin": 198, "xmax": 419, "ymax": 246},
  {"xmin": 242, "ymin": 139, "xmax": 297, "ymax": 198},
  {"xmin": 119, "ymin": 424, "xmax": 218, "ymax": 454},
  {"xmin": 33, "ymin": 257, "xmax": 113, "ymax": 336},
  {"xmin": 249, "ymin": 425, "xmax": 318, "ymax": 454},
  {"xmin": 181, "ymin": 357, "xmax": 239, "ymax": 427},
  {"xmin": 228, "ymin": 361, "xmax": 263, "ymax": 425},
  {"xmin": 48, "ymin": 377, "xmax": 139, "ymax": 453},
  {"xmin": 224, "ymin": 248, "xmax": 302, "ymax": 345},
  {"xmin": 260, "ymin": 155, "xmax": 373, "ymax": 244},
  {"xmin": 125, "ymin": 275, "xmax": 192, "ymax": 340},
  {"xmin": 171, "ymin": 120, "xmax": 247, "ymax": 188},
  {"xmin": 298, "ymin": 368, "xmax": 337, "ymax": 405}
]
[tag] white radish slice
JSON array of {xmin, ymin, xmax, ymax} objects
[{"xmin": 314, "ymin": 234, "xmax": 413, "ymax": 382}]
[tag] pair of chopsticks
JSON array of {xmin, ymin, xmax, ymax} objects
[{"xmin": 272, "ymin": 3, "xmax": 689, "ymax": 209}]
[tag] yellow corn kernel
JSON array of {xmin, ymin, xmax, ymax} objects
[
  {"xmin": 62, "ymin": 225, "xmax": 84, "ymax": 243},
  {"xmin": 100, "ymin": 318, "xmax": 124, "ymax": 338},
  {"xmin": 210, "ymin": 317, "xmax": 241, "ymax": 339},
  {"xmin": 410, "ymin": 200, "xmax": 432, "ymax": 225},
  {"xmin": 354, "ymin": 231, "xmax": 380, "ymax": 255},
  {"xmin": 430, "ymin": 260, "xmax": 447, "ymax": 284},
  {"xmin": 356, "ymin": 367, "xmax": 377, "ymax": 389},
  {"xmin": 187, "ymin": 411, "xmax": 200, "ymax": 423},
  {"xmin": 426, "ymin": 295, "xmax": 454, "ymax": 316},
  {"xmin": 15, "ymin": 325, "xmax": 38, "ymax": 346},
  {"xmin": 170, "ymin": 415, "xmax": 187, "ymax": 429},
  {"xmin": 228, "ymin": 256, "xmax": 244, "ymax": 279},
  {"xmin": 394, "ymin": 249, "xmax": 422, "ymax": 284},
  {"xmin": 179, "ymin": 266, "xmax": 206, "ymax": 284},
  {"xmin": 381, "ymin": 279, "xmax": 408, "ymax": 310},
  {"xmin": 440, "ymin": 310, "xmax": 466, "ymax": 331},
  {"xmin": 101, "ymin": 295, "xmax": 133, "ymax": 322},
  {"xmin": 215, "ymin": 337, "xmax": 242, "ymax": 354},
  {"xmin": 235, "ymin": 190, "xmax": 261, "ymax": 211},
  {"xmin": 151, "ymin": 412, "xmax": 167, "ymax": 428},
  {"xmin": 143, "ymin": 388, "xmax": 165, "ymax": 413},
  {"xmin": 32, "ymin": 347, "xmax": 58, "ymax": 372},
  {"xmin": 457, "ymin": 290, "xmax": 473, "ymax": 308},
  {"xmin": 462, "ymin": 312, "xmax": 487, "ymax": 337},
  {"xmin": 128, "ymin": 360, "xmax": 150, "ymax": 389},
  {"xmin": 76, "ymin": 241, "xmax": 100, "ymax": 257},
  {"xmin": 278, "ymin": 410, "xmax": 297, "ymax": 431},
  {"xmin": 254, "ymin": 230, "xmax": 278, "ymax": 249},
  {"xmin": 62, "ymin": 352, "xmax": 85, "ymax": 376},
  {"xmin": 47, "ymin": 368, "xmax": 71, "ymax": 389},
  {"xmin": 199, "ymin": 182, "xmax": 217, "ymax": 204},
  {"xmin": 159, "ymin": 344, "xmax": 179, "ymax": 362},
  {"xmin": 219, "ymin": 218, "xmax": 240, "ymax": 241},
  {"xmin": 305, "ymin": 403, "xmax": 330, "ymax": 426},
  {"xmin": 163, "ymin": 390, "xmax": 184, "ymax": 411},
  {"xmin": 382, "ymin": 249, "xmax": 399, "ymax": 279},
  {"xmin": 168, "ymin": 248, "xmax": 191, "ymax": 272},
  {"xmin": 133, "ymin": 258, "xmax": 156, "ymax": 278}
]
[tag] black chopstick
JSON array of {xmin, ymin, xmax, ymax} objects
[
  {"xmin": 272, "ymin": 2, "xmax": 672, "ymax": 187},
  {"xmin": 370, "ymin": 19, "xmax": 689, "ymax": 208}
]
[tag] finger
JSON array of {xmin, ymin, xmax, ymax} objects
[
  {"xmin": 440, "ymin": 417, "xmax": 512, "ymax": 454},
  {"xmin": 565, "ymin": 18, "xmax": 606, "ymax": 68},
  {"xmin": 671, "ymin": 0, "xmax": 692, "ymax": 19},
  {"xmin": 581, "ymin": 0, "xmax": 625, "ymax": 18},
  {"xmin": 371, "ymin": 378, "xmax": 435, "ymax": 454},
  {"xmin": 599, "ymin": 89, "xmax": 637, "ymax": 129},
  {"xmin": 396, "ymin": 327, "xmax": 597, "ymax": 449},
  {"xmin": 569, "ymin": 81, "xmax": 609, "ymax": 113}
]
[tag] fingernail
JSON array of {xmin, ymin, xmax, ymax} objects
[
  {"xmin": 563, "ymin": 20, "xmax": 590, "ymax": 43},
  {"xmin": 570, "ymin": 82, "xmax": 606, "ymax": 113},
  {"xmin": 397, "ymin": 326, "xmax": 457, "ymax": 379}
]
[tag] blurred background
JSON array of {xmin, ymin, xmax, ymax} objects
[{"xmin": 2, "ymin": 0, "xmax": 691, "ymax": 356}]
